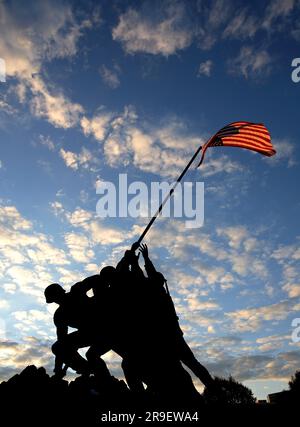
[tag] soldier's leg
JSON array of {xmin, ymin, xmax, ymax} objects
[
  {"xmin": 121, "ymin": 357, "xmax": 145, "ymax": 393},
  {"xmin": 112, "ymin": 340, "xmax": 145, "ymax": 392},
  {"xmin": 85, "ymin": 343, "xmax": 112, "ymax": 382},
  {"xmin": 52, "ymin": 331, "xmax": 90, "ymax": 375},
  {"xmin": 179, "ymin": 338, "xmax": 214, "ymax": 387},
  {"xmin": 52, "ymin": 342, "xmax": 64, "ymax": 369},
  {"xmin": 168, "ymin": 360, "xmax": 201, "ymax": 404}
]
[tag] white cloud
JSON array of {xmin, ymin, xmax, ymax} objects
[
  {"xmin": 197, "ymin": 60, "xmax": 213, "ymax": 77},
  {"xmin": 226, "ymin": 300, "xmax": 298, "ymax": 332},
  {"xmin": 256, "ymin": 334, "xmax": 290, "ymax": 352},
  {"xmin": 38, "ymin": 135, "xmax": 55, "ymax": 151},
  {"xmin": 263, "ymin": 0, "xmax": 296, "ymax": 30},
  {"xmin": 0, "ymin": 338, "xmax": 53, "ymax": 381},
  {"xmin": 100, "ymin": 108, "xmax": 244, "ymax": 178},
  {"xmin": 81, "ymin": 112, "xmax": 112, "ymax": 141},
  {"xmin": 64, "ymin": 232, "xmax": 95, "ymax": 263},
  {"xmin": 0, "ymin": 205, "xmax": 32, "ymax": 230},
  {"xmin": 59, "ymin": 148, "xmax": 79, "ymax": 170},
  {"xmin": 83, "ymin": 220, "xmax": 132, "ymax": 246},
  {"xmin": 85, "ymin": 263, "xmax": 99, "ymax": 273},
  {"xmin": 59, "ymin": 206, "xmax": 139, "ymax": 248},
  {"xmin": 217, "ymin": 226, "xmax": 248, "ymax": 249},
  {"xmin": 268, "ymin": 140, "xmax": 297, "ymax": 167},
  {"xmin": 206, "ymin": 350, "xmax": 300, "ymax": 382},
  {"xmin": 196, "ymin": 0, "xmax": 296, "ymax": 55},
  {"xmin": 0, "ymin": 1, "xmax": 95, "ymax": 79},
  {"xmin": 272, "ymin": 243, "xmax": 300, "ymax": 262},
  {"xmin": 0, "ymin": 1, "xmax": 98, "ymax": 128},
  {"xmin": 0, "ymin": 300, "xmax": 9, "ymax": 309},
  {"xmin": 112, "ymin": 2, "xmax": 193, "ymax": 56},
  {"xmin": 0, "ymin": 98, "xmax": 17, "ymax": 115},
  {"xmin": 228, "ymin": 46, "xmax": 272, "ymax": 79},
  {"xmin": 2, "ymin": 283, "xmax": 17, "ymax": 294},
  {"xmin": 187, "ymin": 297, "xmax": 220, "ymax": 311},
  {"xmin": 282, "ymin": 283, "xmax": 300, "ymax": 298},
  {"xmin": 66, "ymin": 208, "xmax": 93, "ymax": 227},
  {"xmin": 29, "ymin": 76, "xmax": 84, "ymax": 129},
  {"xmin": 50, "ymin": 201, "xmax": 65, "ymax": 217},
  {"xmin": 0, "ymin": 204, "xmax": 72, "ymax": 303},
  {"xmin": 6, "ymin": 265, "xmax": 52, "ymax": 299},
  {"xmin": 56, "ymin": 267, "xmax": 82, "ymax": 286},
  {"xmin": 59, "ymin": 147, "xmax": 98, "ymax": 171},
  {"xmin": 99, "ymin": 65, "xmax": 121, "ymax": 89},
  {"xmin": 223, "ymin": 9, "xmax": 259, "ymax": 40},
  {"xmin": 200, "ymin": 154, "xmax": 243, "ymax": 177},
  {"xmin": 196, "ymin": 0, "xmax": 232, "ymax": 50}
]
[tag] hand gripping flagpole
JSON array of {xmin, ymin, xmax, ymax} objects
[{"xmin": 137, "ymin": 144, "xmax": 203, "ymax": 244}]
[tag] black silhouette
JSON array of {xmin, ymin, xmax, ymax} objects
[
  {"xmin": 138, "ymin": 243, "xmax": 215, "ymax": 389},
  {"xmin": 44, "ymin": 242, "xmax": 213, "ymax": 404},
  {"xmin": 202, "ymin": 376, "xmax": 256, "ymax": 405},
  {"xmin": 1, "ymin": 365, "xmax": 298, "ymax": 425},
  {"xmin": 100, "ymin": 243, "xmax": 204, "ymax": 402},
  {"xmin": 2, "ymin": 242, "xmax": 299, "ymax": 424},
  {"xmin": 289, "ymin": 370, "xmax": 300, "ymax": 393},
  {"xmin": 45, "ymin": 280, "xmax": 112, "ymax": 385}
]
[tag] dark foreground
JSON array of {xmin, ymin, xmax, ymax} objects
[{"xmin": 0, "ymin": 365, "xmax": 294, "ymax": 426}]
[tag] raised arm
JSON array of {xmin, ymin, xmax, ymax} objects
[
  {"xmin": 139, "ymin": 244, "xmax": 157, "ymax": 279},
  {"xmin": 130, "ymin": 242, "xmax": 145, "ymax": 280},
  {"xmin": 116, "ymin": 242, "xmax": 145, "ymax": 280}
]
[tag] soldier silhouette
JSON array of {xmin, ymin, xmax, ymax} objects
[
  {"xmin": 138, "ymin": 243, "xmax": 215, "ymax": 389},
  {"xmin": 45, "ymin": 241, "xmax": 213, "ymax": 402},
  {"xmin": 89, "ymin": 245, "xmax": 146, "ymax": 393},
  {"xmin": 104, "ymin": 242, "xmax": 205, "ymax": 401},
  {"xmin": 45, "ymin": 280, "xmax": 112, "ymax": 384}
]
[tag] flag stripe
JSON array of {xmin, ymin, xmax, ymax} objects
[
  {"xmin": 221, "ymin": 139, "xmax": 269, "ymax": 151},
  {"xmin": 224, "ymin": 123, "xmax": 269, "ymax": 134},
  {"xmin": 222, "ymin": 135, "xmax": 271, "ymax": 148},
  {"xmin": 238, "ymin": 130, "xmax": 271, "ymax": 142},
  {"xmin": 219, "ymin": 131, "xmax": 270, "ymax": 144},
  {"xmin": 221, "ymin": 141, "xmax": 275, "ymax": 155},
  {"xmin": 220, "ymin": 125, "xmax": 270, "ymax": 138}
]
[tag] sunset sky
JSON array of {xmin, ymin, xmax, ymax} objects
[{"xmin": 1, "ymin": 0, "xmax": 300, "ymax": 399}]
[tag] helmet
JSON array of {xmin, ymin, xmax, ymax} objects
[
  {"xmin": 99, "ymin": 266, "xmax": 116, "ymax": 282},
  {"xmin": 44, "ymin": 283, "xmax": 65, "ymax": 303}
]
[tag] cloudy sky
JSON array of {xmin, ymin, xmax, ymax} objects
[{"xmin": 1, "ymin": 0, "xmax": 300, "ymax": 399}]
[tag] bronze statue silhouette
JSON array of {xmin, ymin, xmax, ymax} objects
[
  {"xmin": 45, "ymin": 242, "xmax": 215, "ymax": 402},
  {"xmin": 138, "ymin": 243, "xmax": 215, "ymax": 389},
  {"xmin": 45, "ymin": 280, "xmax": 112, "ymax": 384}
]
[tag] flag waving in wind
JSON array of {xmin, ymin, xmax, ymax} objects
[
  {"xmin": 197, "ymin": 121, "xmax": 276, "ymax": 167},
  {"xmin": 138, "ymin": 120, "xmax": 276, "ymax": 243}
]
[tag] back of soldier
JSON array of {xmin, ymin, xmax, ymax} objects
[{"xmin": 59, "ymin": 282, "xmax": 96, "ymax": 331}]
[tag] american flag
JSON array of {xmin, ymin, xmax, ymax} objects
[{"xmin": 197, "ymin": 121, "xmax": 276, "ymax": 167}]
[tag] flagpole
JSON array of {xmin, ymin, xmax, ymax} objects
[{"xmin": 137, "ymin": 144, "xmax": 203, "ymax": 244}]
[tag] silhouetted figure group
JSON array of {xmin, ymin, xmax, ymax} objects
[{"xmin": 44, "ymin": 243, "xmax": 215, "ymax": 403}]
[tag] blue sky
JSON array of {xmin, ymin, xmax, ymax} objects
[{"xmin": 0, "ymin": 0, "xmax": 300, "ymax": 399}]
